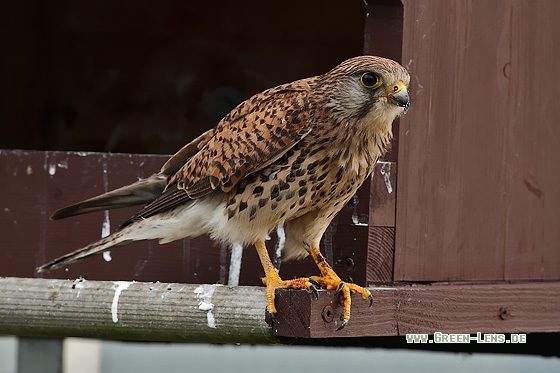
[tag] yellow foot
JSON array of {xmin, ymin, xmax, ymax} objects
[
  {"xmin": 310, "ymin": 269, "xmax": 374, "ymax": 331},
  {"xmin": 261, "ymin": 268, "xmax": 319, "ymax": 318},
  {"xmin": 307, "ymin": 246, "xmax": 373, "ymax": 330},
  {"xmin": 254, "ymin": 240, "xmax": 371, "ymax": 330}
]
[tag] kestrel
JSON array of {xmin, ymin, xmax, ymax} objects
[{"xmin": 38, "ymin": 56, "xmax": 410, "ymax": 330}]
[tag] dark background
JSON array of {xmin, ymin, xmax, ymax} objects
[{"xmin": 1, "ymin": 0, "xmax": 365, "ymax": 155}]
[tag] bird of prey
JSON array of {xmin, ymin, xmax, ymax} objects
[{"xmin": 38, "ymin": 56, "xmax": 410, "ymax": 330}]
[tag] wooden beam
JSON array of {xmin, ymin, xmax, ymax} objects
[
  {"xmin": 2, "ymin": 277, "xmax": 559, "ymax": 341},
  {"xmin": 0, "ymin": 277, "xmax": 277, "ymax": 344},
  {"xmin": 272, "ymin": 281, "xmax": 560, "ymax": 338}
]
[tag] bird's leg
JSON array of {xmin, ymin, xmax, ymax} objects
[
  {"xmin": 254, "ymin": 240, "xmax": 318, "ymax": 315},
  {"xmin": 307, "ymin": 246, "xmax": 373, "ymax": 330}
]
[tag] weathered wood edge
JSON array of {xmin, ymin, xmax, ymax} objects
[
  {"xmin": 0, "ymin": 277, "xmax": 277, "ymax": 344},
  {"xmin": 272, "ymin": 281, "xmax": 560, "ymax": 338},
  {"xmin": 3, "ymin": 277, "xmax": 559, "ymax": 342}
]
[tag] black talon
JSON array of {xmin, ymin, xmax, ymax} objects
[
  {"xmin": 266, "ymin": 305, "xmax": 277, "ymax": 324},
  {"xmin": 336, "ymin": 319, "xmax": 348, "ymax": 331},
  {"xmin": 310, "ymin": 284, "xmax": 319, "ymax": 300},
  {"xmin": 308, "ymin": 278, "xmax": 321, "ymax": 288},
  {"xmin": 268, "ymin": 311, "xmax": 276, "ymax": 324},
  {"xmin": 334, "ymin": 282, "xmax": 345, "ymax": 296},
  {"xmin": 367, "ymin": 294, "xmax": 374, "ymax": 307}
]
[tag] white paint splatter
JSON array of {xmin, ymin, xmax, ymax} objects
[
  {"xmin": 101, "ymin": 210, "xmax": 112, "ymax": 261},
  {"xmin": 57, "ymin": 160, "xmax": 68, "ymax": 169},
  {"xmin": 351, "ymin": 195, "xmax": 369, "ymax": 226},
  {"xmin": 101, "ymin": 158, "xmax": 112, "ymax": 262},
  {"xmin": 379, "ymin": 161, "xmax": 393, "ymax": 194},
  {"xmin": 72, "ymin": 277, "xmax": 87, "ymax": 298},
  {"xmin": 273, "ymin": 225, "xmax": 285, "ymax": 271},
  {"xmin": 351, "ymin": 213, "xmax": 369, "ymax": 227},
  {"xmin": 48, "ymin": 163, "xmax": 56, "ymax": 176},
  {"xmin": 228, "ymin": 242, "xmax": 243, "ymax": 286},
  {"xmin": 101, "ymin": 211, "xmax": 111, "ymax": 238},
  {"xmin": 194, "ymin": 284, "xmax": 221, "ymax": 328},
  {"xmin": 111, "ymin": 281, "xmax": 133, "ymax": 323}
]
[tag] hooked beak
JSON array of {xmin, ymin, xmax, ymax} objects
[{"xmin": 386, "ymin": 81, "xmax": 409, "ymax": 113}]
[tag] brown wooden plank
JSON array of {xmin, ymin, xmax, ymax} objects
[
  {"xmin": 395, "ymin": 0, "xmax": 513, "ymax": 281},
  {"xmin": 367, "ymin": 161, "xmax": 397, "ymax": 283},
  {"xmin": 363, "ymin": 1, "xmax": 403, "ymax": 282},
  {"xmin": 369, "ymin": 161, "xmax": 397, "ymax": 227},
  {"xmin": 0, "ymin": 149, "xmax": 221, "ymax": 284},
  {"xmin": 272, "ymin": 281, "xmax": 560, "ymax": 338},
  {"xmin": 367, "ymin": 227, "xmax": 395, "ymax": 284},
  {"xmin": 363, "ymin": 0, "xmax": 404, "ymax": 162},
  {"xmin": 504, "ymin": 1, "xmax": 560, "ymax": 279}
]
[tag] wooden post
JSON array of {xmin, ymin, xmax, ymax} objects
[{"xmin": 0, "ymin": 277, "xmax": 277, "ymax": 344}]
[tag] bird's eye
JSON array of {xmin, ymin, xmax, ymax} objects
[{"xmin": 360, "ymin": 72, "xmax": 382, "ymax": 89}]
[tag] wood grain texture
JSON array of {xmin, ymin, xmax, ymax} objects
[
  {"xmin": 363, "ymin": 0, "xmax": 404, "ymax": 162},
  {"xmin": 367, "ymin": 227, "xmax": 395, "ymax": 283},
  {"xmin": 0, "ymin": 150, "xmax": 221, "ymax": 284},
  {"xmin": 366, "ymin": 160, "xmax": 397, "ymax": 283},
  {"xmin": 273, "ymin": 281, "xmax": 560, "ymax": 338},
  {"xmin": 369, "ymin": 161, "xmax": 397, "ymax": 227},
  {"xmin": 504, "ymin": 1, "xmax": 560, "ymax": 279},
  {"xmin": 395, "ymin": 0, "xmax": 560, "ymax": 281},
  {"xmin": 0, "ymin": 277, "xmax": 276, "ymax": 344}
]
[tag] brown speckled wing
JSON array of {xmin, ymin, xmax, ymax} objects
[
  {"xmin": 119, "ymin": 79, "xmax": 315, "ymax": 226},
  {"xmin": 170, "ymin": 79, "xmax": 314, "ymax": 198}
]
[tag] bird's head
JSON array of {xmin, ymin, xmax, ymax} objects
[{"xmin": 317, "ymin": 56, "xmax": 410, "ymax": 129}]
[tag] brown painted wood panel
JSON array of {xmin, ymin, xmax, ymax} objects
[
  {"xmin": 272, "ymin": 282, "xmax": 560, "ymax": 338},
  {"xmin": 363, "ymin": 0, "xmax": 403, "ymax": 284},
  {"xmin": 396, "ymin": 0, "xmax": 517, "ymax": 281},
  {"xmin": 366, "ymin": 227, "xmax": 395, "ymax": 283},
  {"xmin": 504, "ymin": 1, "xmax": 560, "ymax": 279},
  {"xmin": 363, "ymin": 0, "xmax": 404, "ymax": 162},
  {"xmin": 0, "ymin": 150, "xmax": 221, "ymax": 284},
  {"xmin": 367, "ymin": 161, "xmax": 397, "ymax": 283}
]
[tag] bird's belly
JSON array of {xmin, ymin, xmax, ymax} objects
[{"xmin": 212, "ymin": 158, "xmax": 370, "ymax": 246}]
